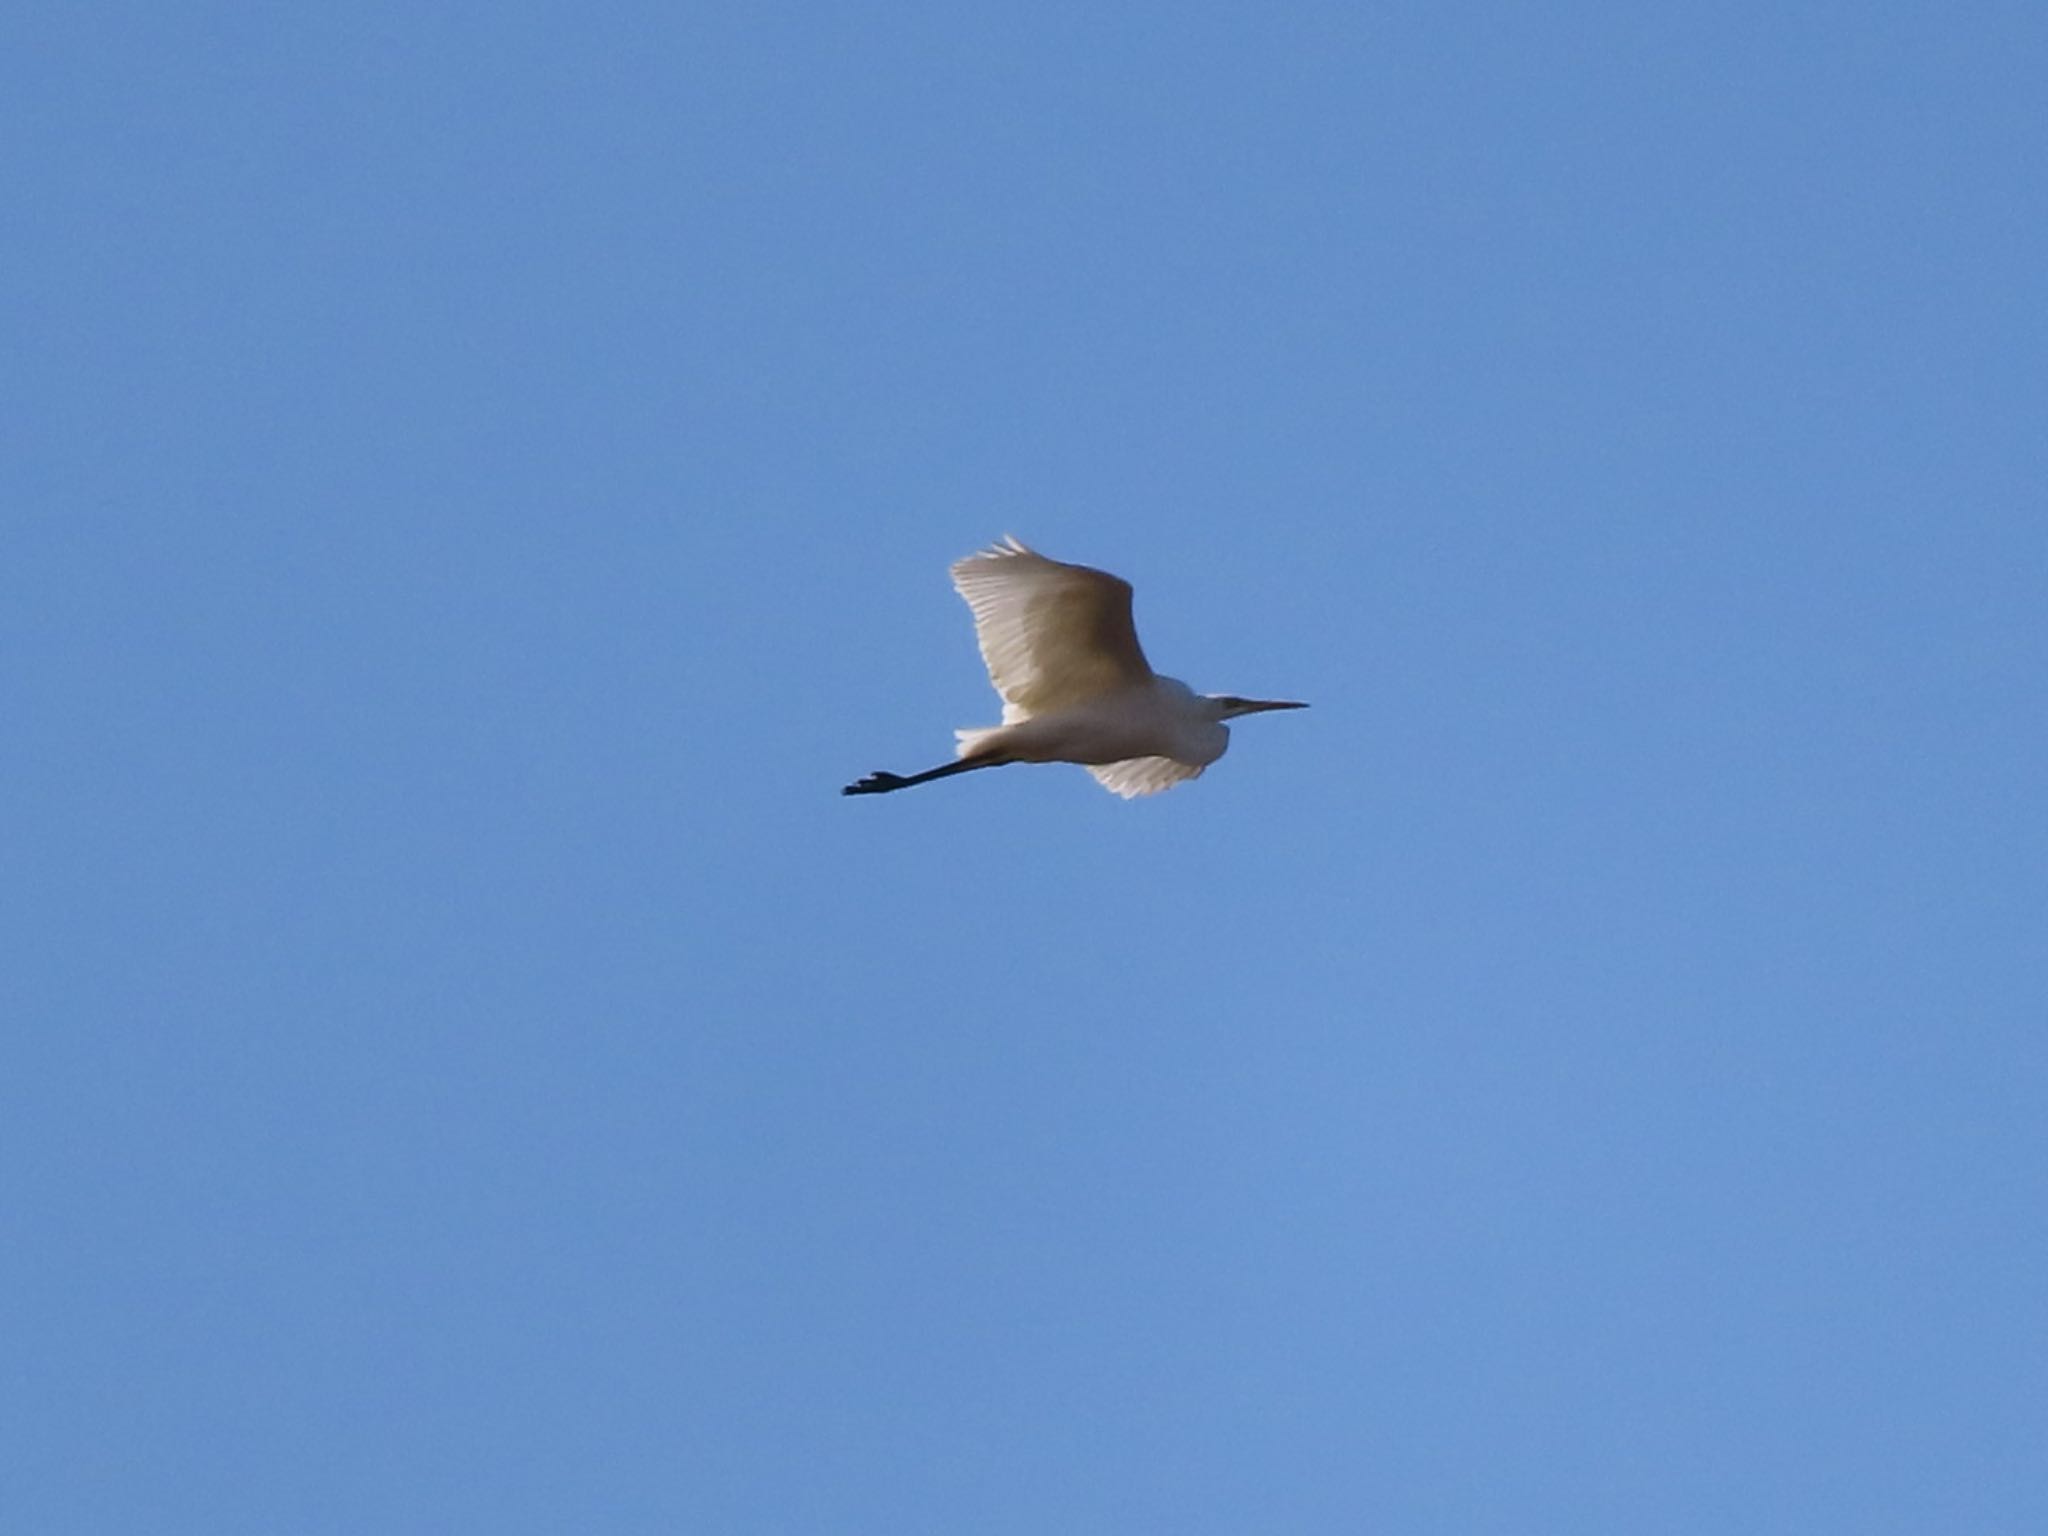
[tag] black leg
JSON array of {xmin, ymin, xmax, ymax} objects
[{"xmin": 842, "ymin": 757, "xmax": 1010, "ymax": 796}]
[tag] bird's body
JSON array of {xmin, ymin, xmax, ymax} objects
[
  {"xmin": 845, "ymin": 537, "xmax": 1304, "ymax": 799},
  {"xmin": 960, "ymin": 673, "xmax": 1223, "ymax": 774}
]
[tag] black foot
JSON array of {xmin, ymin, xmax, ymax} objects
[{"xmin": 842, "ymin": 771, "xmax": 908, "ymax": 796}]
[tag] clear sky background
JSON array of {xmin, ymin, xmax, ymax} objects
[{"xmin": 6, "ymin": 4, "xmax": 2044, "ymax": 1532}]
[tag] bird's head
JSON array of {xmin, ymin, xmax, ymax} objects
[{"xmin": 1207, "ymin": 694, "xmax": 1309, "ymax": 721}]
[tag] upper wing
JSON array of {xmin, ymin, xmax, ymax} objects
[
  {"xmin": 949, "ymin": 536, "xmax": 1153, "ymax": 719},
  {"xmin": 1086, "ymin": 757, "xmax": 1205, "ymax": 799}
]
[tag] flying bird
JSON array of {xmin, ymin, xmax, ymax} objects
[{"xmin": 843, "ymin": 536, "xmax": 1305, "ymax": 799}]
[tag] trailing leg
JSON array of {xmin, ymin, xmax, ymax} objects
[{"xmin": 841, "ymin": 756, "xmax": 1011, "ymax": 796}]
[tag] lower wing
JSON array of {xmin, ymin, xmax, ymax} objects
[{"xmin": 1086, "ymin": 757, "xmax": 1204, "ymax": 799}]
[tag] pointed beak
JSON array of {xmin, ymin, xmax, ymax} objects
[{"xmin": 1237, "ymin": 699, "xmax": 1308, "ymax": 715}]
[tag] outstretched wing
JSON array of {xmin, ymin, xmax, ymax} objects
[
  {"xmin": 1086, "ymin": 757, "xmax": 1204, "ymax": 799},
  {"xmin": 950, "ymin": 536, "xmax": 1153, "ymax": 719}
]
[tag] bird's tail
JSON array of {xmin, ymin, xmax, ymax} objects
[{"xmin": 953, "ymin": 727, "xmax": 1006, "ymax": 762}]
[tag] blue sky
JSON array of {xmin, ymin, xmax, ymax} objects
[{"xmin": 6, "ymin": 3, "xmax": 2044, "ymax": 1531}]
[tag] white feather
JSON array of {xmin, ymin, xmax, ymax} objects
[
  {"xmin": 949, "ymin": 536, "xmax": 1153, "ymax": 720},
  {"xmin": 1086, "ymin": 757, "xmax": 1206, "ymax": 799}
]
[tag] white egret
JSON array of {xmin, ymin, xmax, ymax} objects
[{"xmin": 843, "ymin": 536, "xmax": 1305, "ymax": 799}]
